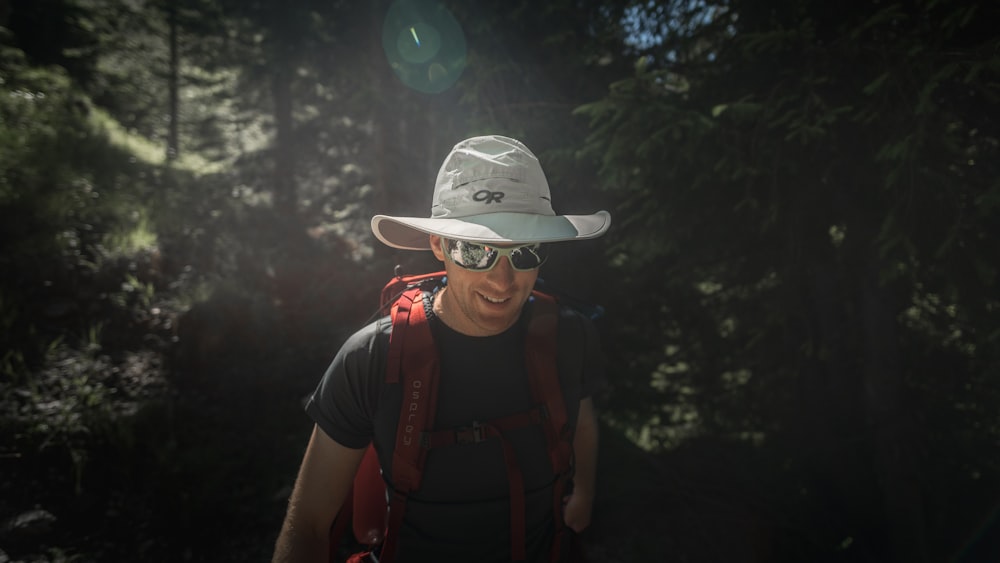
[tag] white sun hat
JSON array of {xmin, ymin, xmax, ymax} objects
[{"xmin": 371, "ymin": 135, "xmax": 611, "ymax": 250}]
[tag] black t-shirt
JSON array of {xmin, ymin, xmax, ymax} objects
[{"xmin": 306, "ymin": 295, "xmax": 605, "ymax": 562}]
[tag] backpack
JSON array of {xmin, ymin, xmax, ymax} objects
[{"xmin": 328, "ymin": 270, "xmax": 579, "ymax": 563}]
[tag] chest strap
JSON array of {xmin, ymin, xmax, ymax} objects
[
  {"xmin": 381, "ymin": 288, "xmax": 571, "ymax": 563},
  {"xmin": 422, "ymin": 406, "xmax": 549, "ymax": 561}
]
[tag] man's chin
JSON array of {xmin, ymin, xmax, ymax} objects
[{"xmin": 471, "ymin": 310, "xmax": 520, "ymax": 335}]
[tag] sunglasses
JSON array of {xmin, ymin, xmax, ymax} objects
[{"xmin": 442, "ymin": 238, "xmax": 548, "ymax": 272}]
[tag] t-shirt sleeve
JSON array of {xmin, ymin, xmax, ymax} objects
[{"xmin": 304, "ymin": 319, "xmax": 388, "ymax": 449}]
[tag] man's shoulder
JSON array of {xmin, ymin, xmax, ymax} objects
[
  {"xmin": 552, "ymin": 302, "xmax": 603, "ymax": 372},
  {"xmin": 553, "ymin": 301, "xmax": 599, "ymax": 334},
  {"xmin": 340, "ymin": 316, "xmax": 393, "ymax": 355}
]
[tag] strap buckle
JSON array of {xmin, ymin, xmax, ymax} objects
[{"xmin": 455, "ymin": 420, "xmax": 488, "ymax": 444}]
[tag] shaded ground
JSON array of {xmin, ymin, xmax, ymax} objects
[
  {"xmin": 0, "ymin": 291, "xmax": 742, "ymax": 563},
  {"xmin": 0, "ymin": 331, "xmax": 781, "ymax": 563},
  {"xmin": 3, "ymin": 274, "xmax": 999, "ymax": 563}
]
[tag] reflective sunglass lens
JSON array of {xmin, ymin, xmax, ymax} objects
[
  {"xmin": 463, "ymin": 243, "xmax": 493, "ymax": 270},
  {"xmin": 511, "ymin": 246, "xmax": 546, "ymax": 270},
  {"xmin": 445, "ymin": 239, "xmax": 546, "ymax": 271},
  {"xmin": 448, "ymin": 240, "xmax": 492, "ymax": 270}
]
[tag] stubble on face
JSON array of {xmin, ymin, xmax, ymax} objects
[{"xmin": 429, "ymin": 235, "xmax": 538, "ymax": 337}]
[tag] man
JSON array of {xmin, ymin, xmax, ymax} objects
[{"xmin": 272, "ymin": 135, "xmax": 611, "ymax": 563}]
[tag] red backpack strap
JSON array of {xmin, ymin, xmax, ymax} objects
[
  {"xmin": 380, "ymin": 270, "xmax": 446, "ymax": 310},
  {"xmin": 380, "ymin": 285, "xmax": 440, "ymax": 563},
  {"xmin": 329, "ymin": 272, "xmax": 447, "ymax": 563},
  {"xmin": 526, "ymin": 292, "xmax": 571, "ymax": 470},
  {"xmin": 525, "ymin": 292, "xmax": 575, "ymax": 562},
  {"xmin": 376, "ymin": 286, "xmax": 570, "ymax": 563}
]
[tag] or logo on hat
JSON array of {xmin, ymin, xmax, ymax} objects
[{"xmin": 473, "ymin": 190, "xmax": 505, "ymax": 204}]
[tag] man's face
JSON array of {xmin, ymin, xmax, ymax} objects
[{"xmin": 430, "ymin": 235, "xmax": 539, "ymax": 337}]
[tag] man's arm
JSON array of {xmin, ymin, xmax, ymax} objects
[
  {"xmin": 272, "ymin": 425, "xmax": 367, "ymax": 563},
  {"xmin": 563, "ymin": 397, "xmax": 598, "ymax": 533}
]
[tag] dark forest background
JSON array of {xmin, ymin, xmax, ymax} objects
[{"xmin": 1, "ymin": 0, "xmax": 998, "ymax": 562}]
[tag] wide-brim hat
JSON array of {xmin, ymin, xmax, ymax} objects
[{"xmin": 371, "ymin": 135, "xmax": 611, "ymax": 250}]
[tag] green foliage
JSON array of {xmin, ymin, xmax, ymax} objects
[
  {"xmin": 5, "ymin": 336, "xmax": 114, "ymax": 489},
  {"xmin": 577, "ymin": 0, "xmax": 1000, "ymax": 560},
  {"xmin": 2, "ymin": 0, "xmax": 998, "ymax": 561}
]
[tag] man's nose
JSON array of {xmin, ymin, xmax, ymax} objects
[{"xmin": 486, "ymin": 254, "xmax": 516, "ymax": 287}]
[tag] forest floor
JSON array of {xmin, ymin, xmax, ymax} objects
[
  {"xmin": 1, "ymin": 323, "xmax": 780, "ymax": 563},
  {"xmin": 8, "ymin": 322, "xmax": 998, "ymax": 563},
  {"xmin": 3, "ymin": 272, "xmax": 954, "ymax": 563}
]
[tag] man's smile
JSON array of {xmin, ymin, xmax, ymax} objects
[{"xmin": 479, "ymin": 292, "xmax": 510, "ymax": 304}]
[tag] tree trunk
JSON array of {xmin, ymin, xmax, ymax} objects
[
  {"xmin": 794, "ymin": 252, "xmax": 882, "ymax": 557},
  {"xmin": 369, "ymin": 1, "xmax": 388, "ymax": 215},
  {"xmin": 272, "ymin": 63, "xmax": 296, "ymax": 218},
  {"xmin": 862, "ymin": 263, "xmax": 927, "ymax": 563},
  {"xmin": 166, "ymin": 1, "xmax": 179, "ymax": 162}
]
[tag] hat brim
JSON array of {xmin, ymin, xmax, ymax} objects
[{"xmin": 371, "ymin": 211, "xmax": 611, "ymax": 251}]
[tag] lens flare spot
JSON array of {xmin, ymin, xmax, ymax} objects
[
  {"xmin": 382, "ymin": 0, "xmax": 467, "ymax": 93},
  {"xmin": 396, "ymin": 22, "xmax": 439, "ymax": 64}
]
